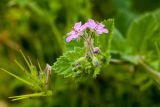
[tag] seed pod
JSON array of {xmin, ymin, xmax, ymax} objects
[{"xmin": 92, "ymin": 56, "xmax": 100, "ymax": 67}]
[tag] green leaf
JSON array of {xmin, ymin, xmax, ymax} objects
[
  {"xmin": 145, "ymin": 10, "xmax": 160, "ymax": 55},
  {"xmin": 111, "ymin": 28, "xmax": 128, "ymax": 54},
  {"xmin": 154, "ymin": 9, "xmax": 160, "ymax": 20},
  {"xmin": 93, "ymin": 67, "xmax": 100, "ymax": 78},
  {"xmin": 155, "ymin": 42, "xmax": 160, "ymax": 71},
  {"xmin": 127, "ymin": 13, "xmax": 158, "ymax": 54},
  {"xmin": 52, "ymin": 47, "xmax": 85, "ymax": 77},
  {"xmin": 152, "ymin": 9, "xmax": 160, "ymax": 53},
  {"xmin": 14, "ymin": 0, "xmax": 29, "ymax": 7}
]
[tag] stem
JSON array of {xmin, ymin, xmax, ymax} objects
[
  {"xmin": 84, "ymin": 31, "xmax": 95, "ymax": 58},
  {"xmin": 81, "ymin": 35, "xmax": 87, "ymax": 41},
  {"xmin": 110, "ymin": 59, "xmax": 126, "ymax": 64},
  {"xmin": 85, "ymin": 37, "xmax": 94, "ymax": 58},
  {"xmin": 0, "ymin": 68, "xmax": 33, "ymax": 87},
  {"xmin": 88, "ymin": 37, "xmax": 94, "ymax": 57},
  {"xmin": 9, "ymin": 90, "xmax": 52, "ymax": 101},
  {"xmin": 109, "ymin": 58, "xmax": 160, "ymax": 83},
  {"xmin": 139, "ymin": 60, "xmax": 160, "ymax": 79}
]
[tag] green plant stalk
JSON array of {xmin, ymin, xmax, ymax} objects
[
  {"xmin": 9, "ymin": 90, "xmax": 53, "ymax": 101},
  {"xmin": 14, "ymin": 59, "xmax": 28, "ymax": 74},
  {"xmin": 0, "ymin": 68, "xmax": 33, "ymax": 86},
  {"xmin": 110, "ymin": 58, "xmax": 160, "ymax": 84},
  {"xmin": 139, "ymin": 60, "xmax": 160, "ymax": 82},
  {"xmin": 19, "ymin": 50, "xmax": 33, "ymax": 73},
  {"xmin": 84, "ymin": 35, "xmax": 94, "ymax": 58}
]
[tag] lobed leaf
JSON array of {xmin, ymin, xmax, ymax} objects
[
  {"xmin": 52, "ymin": 47, "xmax": 85, "ymax": 77},
  {"xmin": 127, "ymin": 13, "xmax": 158, "ymax": 55}
]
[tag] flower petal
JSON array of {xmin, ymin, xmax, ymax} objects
[
  {"xmin": 66, "ymin": 33, "xmax": 79, "ymax": 42},
  {"xmin": 67, "ymin": 30, "xmax": 76, "ymax": 35},
  {"xmin": 80, "ymin": 23, "xmax": 88, "ymax": 31},
  {"xmin": 101, "ymin": 28, "xmax": 109, "ymax": 33},
  {"xmin": 88, "ymin": 19, "xmax": 96, "ymax": 29},
  {"xmin": 96, "ymin": 28, "xmax": 109, "ymax": 34},
  {"xmin": 96, "ymin": 23, "xmax": 105, "ymax": 29},
  {"xmin": 66, "ymin": 36, "xmax": 74, "ymax": 42},
  {"xmin": 74, "ymin": 22, "xmax": 82, "ymax": 30}
]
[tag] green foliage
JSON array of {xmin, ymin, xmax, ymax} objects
[
  {"xmin": 127, "ymin": 13, "xmax": 158, "ymax": 55},
  {"xmin": 52, "ymin": 47, "xmax": 85, "ymax": 78},
  {"xmin": 110, "ymin": 10, "xmax": 160, "ymax": 87},
  {"xmin": 111, "ymin": 10, "xmax": 160, "ymax": 65},
  {"xmin": 0, "ymin": 51, "xmax": 53, "ymax": 101},
  {"xmin": 111, "ymin": 29, "xmax": 127, "ymax": 54}
]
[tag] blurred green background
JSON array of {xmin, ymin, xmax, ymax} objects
[{"xmin": 0, "ymin": 0, "xmax": 160, "ymax": 107}]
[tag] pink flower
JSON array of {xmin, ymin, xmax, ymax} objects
[
  {"xmin": 87, "ymin": 19, "xmax": 109, "ymax": 34},
  {"xmin": 66, "ymin": 22, "xmax": 87, "ymax": 42}
]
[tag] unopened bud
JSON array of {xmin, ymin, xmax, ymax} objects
[
  {"xmin": 44, "ymin": 64, "xmax": 52, "ymax": 75},
  {"xmin": 94, "ymin": 47, "xmax": 100, "ymax": 54},
  {"xmin": 44, "ymin": 64, "xmax": 52, "ymax": 89},
  {"xmin": 92, "ymin": 57, "xmax": 100, "ymax": 67}
]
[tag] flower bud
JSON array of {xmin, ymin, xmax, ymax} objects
[
  {"xmin": 92, "ymin": 56, "xmax": 100, "ymax": 67},
  {"xmin": 94, "ymin": 47, "xmax": 100, "ymax": 54},
  {"xmin": 75, "ymin": 61, "xmax": 81, "ymax": 66}
]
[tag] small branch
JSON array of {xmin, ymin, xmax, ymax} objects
[
  {"xmin": 139, "ymin": 60, "xmax": 160, "ymax": 79},
  {"xmin": 110, "ymin": 58, "xmax": 160, "ymax": 81},
  {"xmin": 109, "ymin": 59, "xmax": 128, "ymax": 65}
]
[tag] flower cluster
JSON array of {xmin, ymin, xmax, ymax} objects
[{"xmin": 66, "ymin": 19, "xmax": 109, "ymax": 42}]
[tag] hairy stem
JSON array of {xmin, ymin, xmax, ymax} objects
[
  {"xmin": 139, "ymin": 60, "xmax": 160, "ymax": 80},
  {"xmin": 109, "ymin": 58, "xmax": 160, "ymax": 84},
  {"xmin": 85, "ymin": 37, "xmax": 94, "ymax": 58}
]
